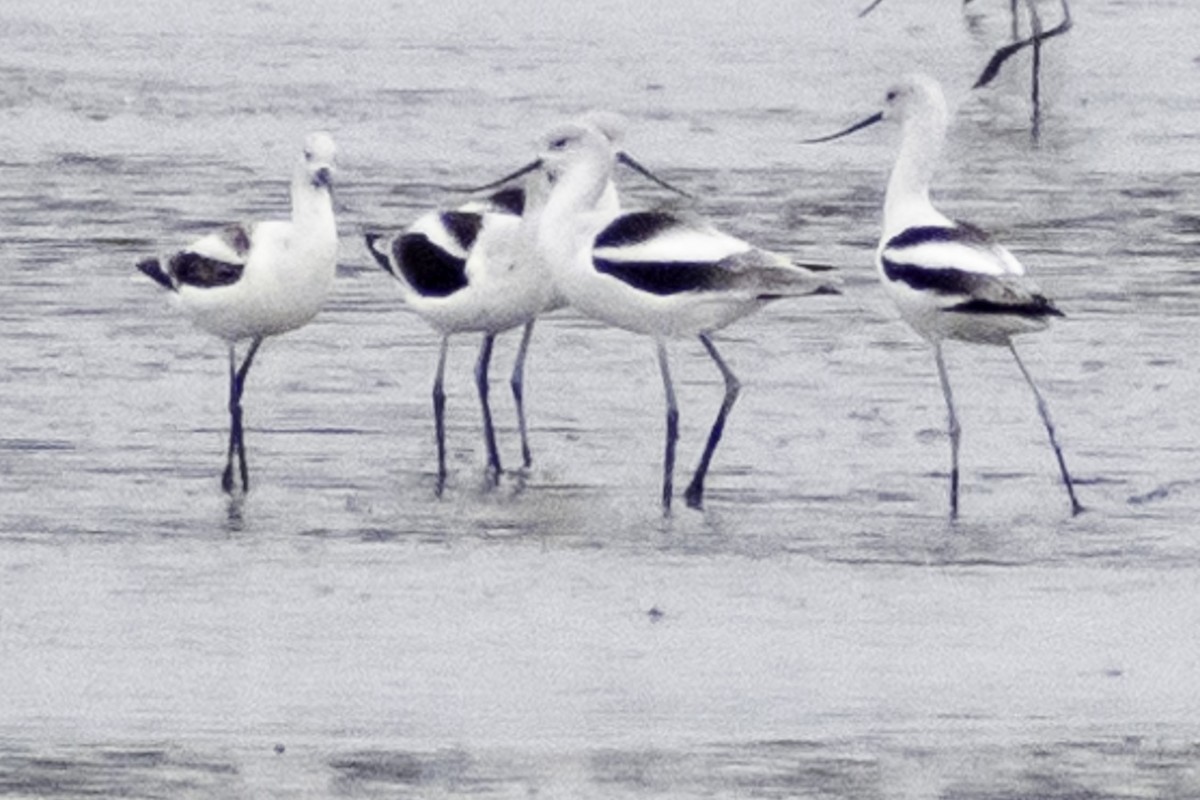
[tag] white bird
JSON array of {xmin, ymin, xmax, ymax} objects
[
  {"xmin": 804, "ymin": 73, "xmax": 1082, "ymax": 518},
  {"xmin": 137, "ymin": 132, "xmax": 339, "ymax": 494},
  {"xmin": 365, "ymin": 112, "xmax": 684, "ymax": 495},
  {"xmin": 365, "ymin": 178, "xmax": 561, "ymax": 494},
  {"xmin": 506, "ymin": 116, "xmax": 838, "ymax": 512}
]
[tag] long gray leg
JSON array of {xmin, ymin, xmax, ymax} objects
[
  {"xmin": 233, "ymin": 337, "xmax": 263, "ymax": 493},
  {"xmin": 934, "ymin": 342, "xmax": 961, "ymax": 519},
  {"xmin": 476, "ymin": 333, "xmax": 501, "ymax": 486},
  {"xmin": 433, "ymin": 337, "xmax": 449, "ymax": 497},
  {"xmin": 1025, "ymin": 0, "xmax": 1044, "ymax": 140},
  {"xmin": 1008, "ymin": 341, "xmax": 1084, "ymax": 515},
  {"xmin": 223, "ymin": 337, "xmax": 262, "ymax": 494},
  {"xmin": 222, "ymin": 345, "xmax": 239, "ymax": 494},
  {"xmin": 684, "ymin": 334, "xmax": 741, "ymax": 510},
  {"xmin": 656, "ymin": 341, "xmax": 679, "ymax": 513},
  {"xmin": 510, "ymin": 320, "xmax": 535, "ymax": 468}
]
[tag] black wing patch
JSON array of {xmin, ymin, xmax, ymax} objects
[
  {"xmin": 486, "ymin": 186, "xmax": 525, "ymax": 216},
  {"xmin": 594, "ymin": 211, "xmax": 682, "ymax": 249},
  {"xmin": 136, "ymin": 258, "xmax": 175, "ymax": 291},
  {"xmin": 364, "ymin": 232, "xmax": 394, "ymax": 274},
  {"xmin": 394, "ymin": 233, "xmax": 468, "ymax": 298},
  {"xmin": 168, "ymin": 251, "xmax": 244, "ymax": 288},
  {"xmin": 883, "ymin": 224, "xmax": 1062, "ymax": 318},
  {"xmin": 160, "ymin": 224, "xmax": 253, "ymax": 289},
  {"xmin": 885, "ymin": 223, "xmax": 991, "ymax": 250},
  {"xmin": 595, "ymin": 259, "xmax": 729, "ymax": 296},
  {"xmin": 946, "ymin": 297, "xmax": 1064, "ymax": 318},
  {"xmin": 882, "ymin": 222, "xmax": 1001, "ymax": 295},
  {"xmin": 439, "ymin": 211, "xmax": 483, "ymax": 252},
  {"xmin": 881, "ymin": 259, "xmax": 985, "ymax": 295},
  {"xmin": 883, "ymin": 260, "xmax": 1063, "ymax": 318}
]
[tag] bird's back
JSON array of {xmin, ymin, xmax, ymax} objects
[
  {"xmin": 877, "ymin": 222, "xmax": 1061, "ymax": 344},
  {"xmin": 172, "ymin": 218, "xmax": 335, "ymax": 341}
]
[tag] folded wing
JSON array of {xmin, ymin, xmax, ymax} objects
[
  {"xmin": 169, "ymin": 223, "xmax": 253, "ymax": 289},
  {"xmin": 881, "ymin": 223, "xmax": 1061, "ymax": 318},
  {"xmin": 593, "ymin": 211, "xmax": 836, "ymax": 298}
]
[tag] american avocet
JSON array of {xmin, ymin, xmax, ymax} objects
[
  {"xmin": 804, "ymin": 73, "xmax": 1082, "ymax": 518},
  {"xmin": 137, "ymin": 132, "xmax": 339, "ymax": 493},
  {"xmin": 858, "ymin": 0, "xmax": 1073, "ymax": 140},
  {"xmin": 503, "ymin": 116, "xmax": 838, "ymax": 512},
  {"xmin": 365, "ymin": 177, "xmax": 564, "ymax": 494},
  {"xmin": 365, "ymin": 112, "xmax": 686, "ymax": 494},
  {"xmin": 972, "ymin": 0, "xmax": 1073, "ymax": 141}
]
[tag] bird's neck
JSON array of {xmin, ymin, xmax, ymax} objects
[
  {"xmin": 596, "ymin": 180, "xmax": 620, "ymax": 216},
  {"xmin": 883, "ymin": 114, "xmax": 947, "ymax": 240},
  {"xmin": 547, "ymin": 160, "xmax": 613, "ymax": 221},
  {"xmin": 536, "ymin": 163, "xmax": 613, "ymax": 269},
  {"xmin": 290, "ymin": 178, "xmax": 335, "ymax": 234}
]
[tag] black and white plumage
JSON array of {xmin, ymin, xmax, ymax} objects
[
  {"xmin": 365, "ymin": 148, "xmax": 621, "ymax": 494},
  {"xmin": 876, "ymin": 221, "xmax": 1064, "ymax": 344},
  {"xmin": 523, "ymin": 116, "xmax": 839, "ymax": 512},
  {"xmin": 804, "ymin": 73, "xmax": 1081, "ymax": 518},
  {"xmin": 591, "ymin": 210, "xmax": 838, "ymax": 308},
  {"xmin": 136, "ymin": 132, "xmax": 338, "ymax": 494},
  {"xmin": 139, "ymin": 224, "xmax": 252, "ymax": 291}
]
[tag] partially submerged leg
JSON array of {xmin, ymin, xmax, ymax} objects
[
  {"xmin": 684, "ymin": 334, "xmax": 741, "ymax": 510},
  {"xmin": 475, "ymin": 333, "xmax": 501, "ymax": 486},
  {"xmin": 1008, "ymin": 341, "xmax": 1084, "ymax": 515},
  {"xmin": 934, "ymin": 342, "xmax": 961, "ymax": 519},
  {"xmin": 223, "ymin": 336, "xmax": 263, "ymax": 494},
  {"xmin": 1025, "ymin": 0, "xmax": 1044, "ymax": 140},
  {"xmin": 510, "ymin": 320, "xmax": 536, "ymax": 468},
  {"xmin": 222, "ymin": 345, "xmax": 239, "ymax": 494},
  {"xmin": 656, "ymin": 341, "xmax": 679, "ymax": 513},
  {"xmin": 972, "ymin": 0, "xmax": 1071, "ymax": 92},
  {"xmin": 432, "ymin": 337, "xmax": 449, "ymax": 496}
]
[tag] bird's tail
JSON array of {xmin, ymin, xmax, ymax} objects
[
  {"xmin": 363, "ymin": 232, "xmax": 397, "ymax": 277},
  {"xmin": 136, "ymin": 258, "xmax": 175, "ymax": 291},
  {"xmin": 791, "ymin": 260, "xmax": 837, "ymax": 273},
  {"xmin": 790, "ymin": 261, "xmax": 842, "ymax": 296},
  {"xmin": 720, "ymin": 249, "xmax": 842, "ymax": 299},
  {"xmin": 753, "ymin": 254, "xmax": 842, "ymax": 298}
]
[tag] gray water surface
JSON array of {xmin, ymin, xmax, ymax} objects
[{"xmin": 2, "ymin": 0, "xmax": 1200, "ymax": 797}]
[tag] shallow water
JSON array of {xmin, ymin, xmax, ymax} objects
[{"xmin": 2, "ymin": 0, "xmax": 1200, "ymax": 796}]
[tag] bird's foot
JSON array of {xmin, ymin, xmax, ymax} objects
[{"xmin": 484, "ymin": 463, "xmax": 501, "ymax": 489}]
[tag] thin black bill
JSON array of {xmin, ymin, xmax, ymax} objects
[
  {"xmin": 458, "ymin": 159, "xmax": 543, "ymax": 194},
  {"xmin": 616, "ymin": 152, "xmax": 694, "ymax": 199},
  {"xmin": 801, "ymin": 111, "xmax": 885, "ymax": 144}
]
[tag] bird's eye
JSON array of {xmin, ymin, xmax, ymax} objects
[
  {"xmin": 885, "ymin": 90, "xmax": 898, "ymax": 102},
  {"xmin": 304, "ymin": 149, "xmax": 314, "ymax": 161},
  {"xmin": 549, "ymin": 137, "xmax": 569, "ymax": 150}
]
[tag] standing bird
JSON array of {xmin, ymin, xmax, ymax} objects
[
  {"xmin": 136, "ymin": 132, "xmax": 339, "ymax": 493},
  {"xmin": 365, "ymin": 112, "xmax": 684, "ymax": 494},
  {"xmin": 365, "ymin": 176, "xmax": 563, "ymax": 494},
  {"xmin": 803, "ymin": 73, "xmax": 1082, "ymax": 518},
  {"xmin": 499, "ymin": 116, "xmax": 838, "ymax": 512}
]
